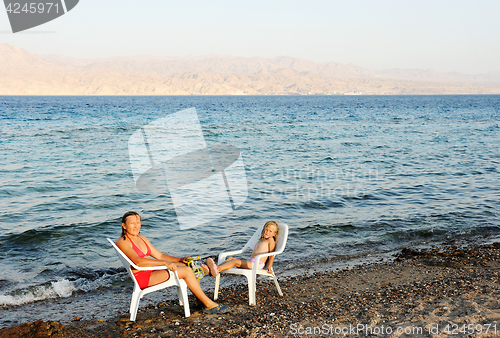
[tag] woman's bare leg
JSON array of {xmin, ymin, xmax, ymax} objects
[
  {"xmin": 147, "ymin": 267, "xmax": 218, "ymax": 309},
  {"xmin": 176, "ymin": 266, "xmax": 219, "ymax": 309},
  {"xmin": 147, "ymin": 270, "xmax": 170, "ymax": 287}
]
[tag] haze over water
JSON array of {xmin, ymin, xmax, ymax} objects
[{"xmin": 1, "ymin": 95, "xmax": 499, "ymax": 327}]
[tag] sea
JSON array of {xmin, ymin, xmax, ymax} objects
[{"xmin": 1, "ymin": 95, "xmax": 499, "ymax": 327}]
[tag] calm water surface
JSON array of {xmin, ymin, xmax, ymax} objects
[{"xmin": 1, "ymin": 95, "xmax": 499, "ymax": 327}]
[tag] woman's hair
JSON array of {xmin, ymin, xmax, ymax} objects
[
  {"xmin": 121, "ymin": 211, "xmax": 140, "ymax": 239},
  {"xmin": 260, "ymin": 220, "xmax": 279, "ymax": 240}
]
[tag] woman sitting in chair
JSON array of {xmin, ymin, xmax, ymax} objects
[{"xmin": 116, "ymin": 211, "xmax": 229, "ymax": 314}]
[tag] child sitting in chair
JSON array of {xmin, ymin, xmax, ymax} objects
[{"xmin": 204, "ymin": 221, "xmax": 279, "ymax": 276}]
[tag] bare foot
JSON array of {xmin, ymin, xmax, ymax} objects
[
  {"xmin": 200, "ymin": 264, "xmax": 209, "ymax": 276},
  {"xmin": 206, "ymin": 258, "xmax": 219, "ymax": 277}
]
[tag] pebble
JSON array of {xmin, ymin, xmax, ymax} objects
[{"xmin": 3, "ymin": 242, "xmax": 500, "ymax": 337}]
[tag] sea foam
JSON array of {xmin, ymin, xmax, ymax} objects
[{"xmin": 0, "ymin": 279, "xmax": 76, "ymax": 307}]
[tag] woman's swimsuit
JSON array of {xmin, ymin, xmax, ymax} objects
[
  {"xmin": 126, "ymin": 234, "xmax": 154, "ymax": 289},
  {"xmin": 133, "ymin": 270, "xmax": 153, "ymax": 289},
  {"xmin": 249, "ymin": 257, "xmax": 265, "ymax": 269},
  {"xmin": 126, "ymin": 234, "xmax": 151, "ymax": 257}
]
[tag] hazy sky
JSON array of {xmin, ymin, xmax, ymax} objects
[{"xmin": 1, "ymin": 0, "xmax": 499, "ymax": 74}]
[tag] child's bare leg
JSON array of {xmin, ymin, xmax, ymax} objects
[
  {"xmin": 238, "ymin": 260, "xmax": 253, "ymax": 269},
  {"xmin": 218, "ymin": 258, "xmax": 242, "ymax": 272},
  {"xmin": 219, "ymin": 258, "xmax": 254, "ymax": 271}
]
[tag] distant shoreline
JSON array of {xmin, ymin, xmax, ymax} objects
[
  {"xmin": 2, "ymin": 43, "xmax": 500, "ymax": 96},
  {"xmin": 2, "ymin": 93, "xmax": 500, "ymax": 97}
]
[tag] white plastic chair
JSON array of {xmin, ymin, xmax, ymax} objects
[
  {"xmin": 213, "ymin": 222, "xmax": 288, "ymax": 306},
  {"xmin": 107, "ymin": 238, "xmax": 190, "ymax": 320}
]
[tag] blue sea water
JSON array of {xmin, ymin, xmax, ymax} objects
[{"xmin": 1, "ymin": 95, "xmax": 500, "ymax": 327}]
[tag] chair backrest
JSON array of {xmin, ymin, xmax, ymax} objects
[
  {"xmin": 107, "ymin": 238, "xmax": 140, "ymax": 282},
  {"xmin": 242, "ymin": 222, "xmax": 288, "ymax": 255},
  {"xmin": 273, "ymin": 223, "xmax": 288, "ymax": 255}
]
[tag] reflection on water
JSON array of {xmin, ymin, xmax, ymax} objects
[{"xmin": 1, "ymin": 95, "xmax": 499, "ymax": 327}]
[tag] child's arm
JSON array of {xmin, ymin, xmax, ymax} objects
[
  {"xmin": 265, "ymin": 239, "xmax": 276, "ymax": 273},
  {"xmin": 266, "ymin": 255, "xmax": 275, "ymax": 273}
]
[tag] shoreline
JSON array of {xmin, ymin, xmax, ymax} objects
[{"xmin": 3, "ymin": 242, "xmax": 500, "ymax": 337}]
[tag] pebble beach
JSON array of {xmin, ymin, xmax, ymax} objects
[
  {"xmin": 3, "ymin": 242, "xmax": 500, "ymax": 338},
  {"xmin": 2, "ymin": 95, "xmax": 500, "ymax": 337}
]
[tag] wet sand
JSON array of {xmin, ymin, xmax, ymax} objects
[{"xmin": 3, "ymin": 243, "xmax": 500, "ymax": 337}]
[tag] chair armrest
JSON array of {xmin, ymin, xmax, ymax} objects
[
  {"xmin": 133, "ymin": 265, "xmax": 183, "ymax": 287},
  {"xmin": 251, "ymin": 252, "xmax": 272, "ymax": 274},
  {"xmin": 250, "ymin": 251, "xmax": 281, "ymax": 274},
  {"xmin": 218, "ymin": 249, "xmax": 244, "ymax": 264},
  {"xmin": 253, "ymin": 251, "xmax": 279, "ymax": 261},
  {"xmin": 132, "ymin": 265, "xmax": 183, "ymax": 288},
  {"xmin": 171, "ymin": 270, "xmax": 181, "ymax": 285},
  {"xmin": 130, "ymin": 263, "xmax": 169, "ymax": 271}
]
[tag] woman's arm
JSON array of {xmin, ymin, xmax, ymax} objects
[{"xmin": 116, "ymin": 237, "xmax": 173, "ymax": 268}]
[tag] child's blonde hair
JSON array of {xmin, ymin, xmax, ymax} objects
[{"xmin": 260, "ymin": 220, "xmax": 279, "ymax": 240}]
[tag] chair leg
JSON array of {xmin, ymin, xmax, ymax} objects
[
  {"xmin": 177, "ymin": 285, "xmax": 184, "ymax": 306},
  {"xmin": 129, "ymin": 289, "xmax": 141, "ymax": 321},
  {"xmin": 214, "ymin": 274, "xmax": 220, "ymax": 300},
  {"xmin": 272, "ymin": 274, "xmax": 283, "ymax": 296},
  {"xmin": 248, "ymin": 275, "xmax": 256, "ymax": 306},
  {"xmin": 177, "ymin": 282, "xmax": 190, "ymax": 318}
]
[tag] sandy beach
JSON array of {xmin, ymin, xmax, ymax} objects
[{"xmin": 2, "ymin": 242, "xmax": 500, "ymax": 338}]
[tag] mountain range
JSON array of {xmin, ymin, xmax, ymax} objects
[{"xmin": 1, "ymin": 43, "xmax": 499, "ymax": 95}]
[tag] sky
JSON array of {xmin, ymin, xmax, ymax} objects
[{"xmin": 0, "ymin": 0, "xmax": 499, "ymax": 74}]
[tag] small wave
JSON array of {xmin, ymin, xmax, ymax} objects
[
  {"xmin": 299, "ymin": 199, "xmax": 345, "ymax": 209},
  {"xmin": 319, "ymin": 156, "xmax": 335, "ymax": 162},
  {"xmin": 300, "ymin": 201, "xmax": 328, "ymax": 209},
  {"xmin": 295, "ymin": 222, "xmax": 361, "ymax": 238},
  {"xmin": 0, "ymin": 269, "xmax": 127, "ymax": 308},
  {"xmin": 75, "ymin": 272, "xmax": 126, "ymax": 293},
  {"xmin": 0, "ymin": 280, "xmax": 76, "ymax": 307},
  {"xmin": 0, "ymin": 224, "xmax": 76, "ymax": 246},
  {"xmin": 341, "ymin": 142, "xmax": 363, "ymax": 147},
  {"xmin": 343, "ymin": 193, "xmax": 381, "ymax": 201}
]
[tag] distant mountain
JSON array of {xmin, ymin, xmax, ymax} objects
[
  {"xmin": 1, "ymin": 43, "xmax": 499, "ymax": 95},
  {"xmin": 377, "ymin": 68, "xmax": 500, "ymax": 83}
]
